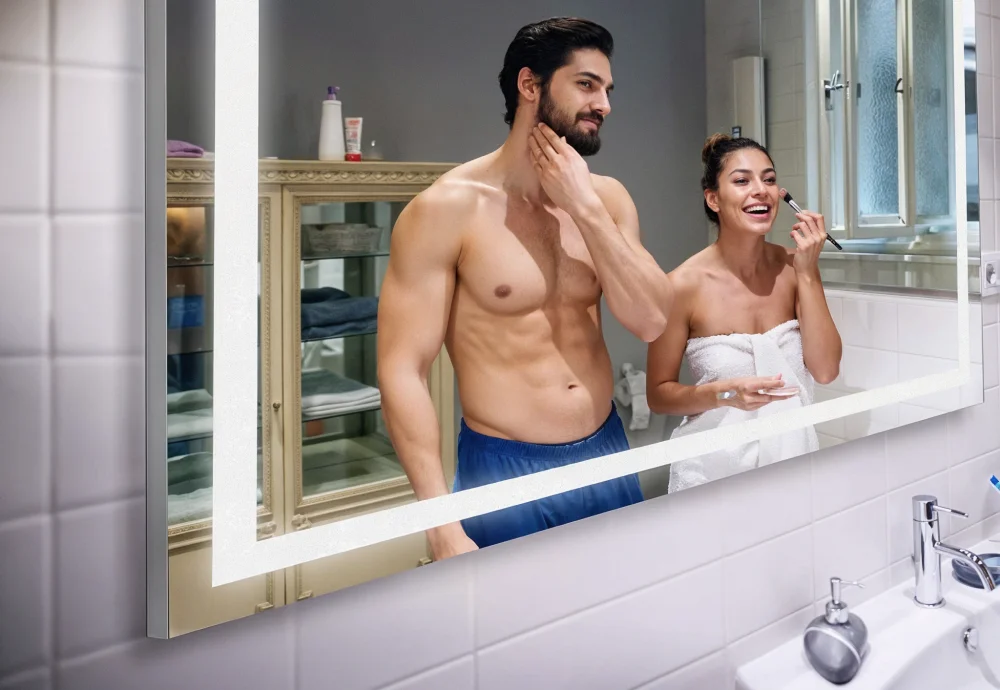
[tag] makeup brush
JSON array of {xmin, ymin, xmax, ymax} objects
[{"xmin": 780, "ymin": 189, "xmax": 843, "ymax": 250}]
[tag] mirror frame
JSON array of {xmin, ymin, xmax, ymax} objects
[{"xmin": 145, "ymin": 0, "xmax": 977, "ymax": 637}]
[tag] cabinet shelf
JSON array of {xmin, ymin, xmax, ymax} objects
[
  {"xmin": 302, "ymin": 249, "xmax": 389, "ymax": 261},
  {"xmin": 301, "ymin": 328, "xmax": 377, "ymax": 344}
]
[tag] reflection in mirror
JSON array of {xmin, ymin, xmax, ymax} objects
[{"xmin": 152, "ymin": 0, "xmax": 982, "ymax": 637}]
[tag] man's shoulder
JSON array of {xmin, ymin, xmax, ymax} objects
[{"xmin": 410, "ymin": 159, "xmax": 493, "ymax": 218}]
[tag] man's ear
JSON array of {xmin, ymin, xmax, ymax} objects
[{"xmin": 517, "ymin": 67, "xmax": 541, "ymax": 104}]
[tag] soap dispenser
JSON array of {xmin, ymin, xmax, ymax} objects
[{"xmin": 803, "ymin": 577, "xmax": 869, "ymax": 685}]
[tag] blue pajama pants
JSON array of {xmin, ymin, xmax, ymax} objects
[{"xmin": 452, "ymin": 405, "xmax": 644, "ymax": 548}]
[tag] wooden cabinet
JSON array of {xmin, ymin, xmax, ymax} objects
[{"xmin": 164, "ymin": 160, "xmax": 456, "ymax": 635}]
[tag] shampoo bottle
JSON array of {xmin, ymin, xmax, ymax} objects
[{"xmin": 318, "ymin": 86, "xmax": 345, "ymax": 161}]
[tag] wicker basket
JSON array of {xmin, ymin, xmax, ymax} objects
[{"xmin": 304, "ymin": 223, "xmax": 383, "ymax": 255}]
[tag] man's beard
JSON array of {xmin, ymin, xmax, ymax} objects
[{"xmin": 537, "ymin": 87, "xmax": 603, "ymax": 156}]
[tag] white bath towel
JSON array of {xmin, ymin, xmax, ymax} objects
[{"xmin": 667, "ymin": 319, "xmax": 819, "ymax": 492}]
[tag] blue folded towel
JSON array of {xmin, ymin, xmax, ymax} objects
[
  {"xmin": 302, "ymin": 316, "xmax": 378, "ymax": 341},
  {"xmin": 301, "ymin": 287, "xmax": 379, "ymax": 330}
]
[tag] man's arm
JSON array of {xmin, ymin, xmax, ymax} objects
[
  {"xmin": 529, "ymin": 123, "xmax": 671, "ymax": 342},
  {"xmin": 377, "ymin": 184, "xmax": 477, "ymax": 559}
]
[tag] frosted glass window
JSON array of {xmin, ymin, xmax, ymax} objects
[
  {"xmin": 856, "ymin": 0, "xmax": 900, "ymax": 218},
  {"xmin": 913, "ymin": 0, "xmax": 950, "ymax": 219}
]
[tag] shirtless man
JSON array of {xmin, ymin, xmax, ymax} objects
[{"xmin": 377, "ymin": 17, "xmax": 672, "ymax": 560}]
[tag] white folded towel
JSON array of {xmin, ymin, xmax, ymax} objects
[{"xmin": 667, "ymin": 319, "xmax": 819, "ymax": 492}]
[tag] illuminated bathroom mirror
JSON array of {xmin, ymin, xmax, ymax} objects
[{"xmin": 146, "ymin": 0, "xmax": 984, "ymax": 637}]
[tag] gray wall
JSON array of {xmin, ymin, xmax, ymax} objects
[{"xmin": 167, "ymin": 0, "xmax": 708, "ymax": 455}]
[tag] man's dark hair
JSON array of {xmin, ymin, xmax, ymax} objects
[{"xmin": 498, "ymin": 17, "xmax": 614, "ymax": 128}]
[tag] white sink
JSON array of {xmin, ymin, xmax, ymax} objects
[{"xmin": 736, "ymin": 537, "xmax": 1000, "ymax": 689}]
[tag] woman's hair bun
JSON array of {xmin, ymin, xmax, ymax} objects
[{"xmin": 702, "ymin": 132, "xmax": 732, "ymax": 165}]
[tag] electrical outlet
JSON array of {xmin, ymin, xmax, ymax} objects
[{"xmin": 982, "ymin": 251, "xmax": 1000, "ymax": 298}]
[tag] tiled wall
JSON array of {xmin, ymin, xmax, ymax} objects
[
  {"xmin": 2, "ymin": 1, "xmax": 1000, "ymax": 689},
  {"xmin": 814, "ymin": 289, "xmax": 994, "ymax": 447}
]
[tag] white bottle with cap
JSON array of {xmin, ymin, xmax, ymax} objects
[{"xmin": 318, "ymin": 86, "xmax": 345, "ymax": 161}]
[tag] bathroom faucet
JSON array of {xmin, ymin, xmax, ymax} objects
[{"xmin": 912, "ymin": 495, "xmax": 996, "ymax": 607}]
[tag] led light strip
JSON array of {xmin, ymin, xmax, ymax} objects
[{"xmin": 211, "ymin": 0, "xmax": 974, "ymax": 587}]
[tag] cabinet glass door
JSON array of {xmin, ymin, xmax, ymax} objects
[
  {"xmin": 165, "ymin": 201, "xmax": 266, "ymax": 528},
  {"xmin": 294, "ymin": 200, "xmax": 409, "ymax": 504}
]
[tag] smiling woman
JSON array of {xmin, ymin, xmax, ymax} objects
[{"xmin": 646, "ymin": 133, "xmax": 843, "ymax": 491}]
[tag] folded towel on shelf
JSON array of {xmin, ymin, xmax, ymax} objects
[
  {"xmin": 301, "ymin": 287, "xmax": 379, "ymax": 331},
  {"xmin": 167, "ymin": 388, "xmax": 213, "ymax": 440},
  {"xmin": 302, "ymin": 316, "xmax": 378, "ymax": 341},
  {"xmin": 167, "ymin": 451, "xmax": 213, "ymax": 485},
  {"xmin": 301, "ymin": 367, "xmax": 381, "ymax": 419},
  {"xmin": 167, "ymin": 139, "xmax": 205, "ymax": 158}
]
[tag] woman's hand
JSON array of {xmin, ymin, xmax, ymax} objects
[
  {"xmin": 790, "ymin": 208, "xmax": 827, "ymax": 278},
  {"xmin": 716, "ymin": 375, "xmax": 788, "ymax": 411}
]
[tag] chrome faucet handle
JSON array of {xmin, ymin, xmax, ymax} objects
[
  {"xmin": 912, "ymin": 495, "xmax": 968, "ymax": 521},
  {"xmin": 932, "ymin": 505, "xmax": 969, "ymax": 519}
]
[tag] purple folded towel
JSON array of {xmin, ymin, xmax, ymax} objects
[{"xmin": 167, "ymin": 139, "xmax": 205, "ymax": 158}]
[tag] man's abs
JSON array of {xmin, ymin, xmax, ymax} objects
[{"xmin": 446, "ymin": 308, "xmax": 615, "ymax": 444}]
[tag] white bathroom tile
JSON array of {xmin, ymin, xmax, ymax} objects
[
  {"xmin": 725, "ymin": 607, "xmax": 815, "ymax": 688},
  {"xmin": 898, "ymin": 404, "xmax": 946, "ymax": 426},
  {"xmin": 0, "ymin": 518, "xmax": 49, "ymax": 676},
  {"xmin": 0, "ymin": 669, "xmax": 50, "ymax": 690},
  {"xmin": 814, "ymin": 386, "xmax": 847, "ymax": 439},
  {"xmin": 950, "ymin": 449, "xmax": 1000, "ymax": 525},
  {"xmin": 973, "ymin": 304, "xmax": 985, "ymax": 364},
  {"xmin": 949, "ymin": 510, "xmax": 1000, "ymax": 550},
  {"xmin": 984, "ymin": 199, "xmax": 998, "ymax": 253},
  {"xmin": 0, "ymin": 0, "xmax": 47, "ymax": 61},
  {"xmin": 377, "ymin": 657, "xmax": 474, "ymax": 690},
  {"xmin": 53, "ymin": 358, "xmax": 144, "ymax": 509},
  {"xmin": 984, "ymin": 139, "xmax": 996, "ymax": 205},
  {"xmin": 725, "ymin": 528, "xmax": 814, "ymax": 641},
  {"xmin": 897, "ymin": 354, "xmax": 962, "ymax": 412},
  {"xmin": 888, "ymin": 473, "xmax": 952, "ymax": 564},
  {"xmin": 812, "ymin": 433, "xmax": 886, "ymax": 520},
  {"xmin": 476, "ymin": 564, "xmax": 725, "ymax": 690},
  {"xmin": 897, "ymin": 302, "xmax": 959, "ymax": 360},
  {"xmin": 985, "ymin": 296, "xmax": 1000, "ymax": 325},
  {"xmin": 843, "ymin": 403, "xmax": 899, "ymax": 441},
  {"xmin": 720, "ymin": 454, "xmax": 812, "ymax": 555},
  {"xmin": 475, "ymin": 478, "xmax": 725, "ymax": 646},
  {"xmin": 0, "ymin": 64, "xmax": 47, "ymax": 212},
  {"xmin": 52, "ymin": 216, "xmax": 143, "ymax": 354},
  {"xmin": 961, "ymin": 363, "xmax": 987, "ymax": 408},
  {"xmin": 840, "ymin": 297, "xmax": 898, "ymax": 351},
  {"xmin": 986, "ymin": 324, "xmax": 999, "ymax": 389},
  {"xmin": 982, "ymin": 76, "xmax": 995, "ymax": 139},
  {"xmin": 297, "ymin": 556, "xmax": 473, "ymax": 690},
  {"xmin": 840, "ymin": 346, "xmax": 897, "ymax": 391},
  {"xmin": 57, "ymin": 609, "xmax": 294, "ymax": 690},
  {"xmin": 54, "ymin": 68, "xmax": 142, "ymax": 212},
  {"xmin": 0, "ymin": 219, "xmax": 46, "ymax": 354},
  {"xmin": 885, "ymin": 412, "xmax": 951, "ymax": 490},
  {"xmin": 54, "ymin": 0, "xmax": 143, "ymax": 69},
  {"xmin": 983, "ymin": 15, "xmax": 995, "ymax": 76},
  {"xmin": 948, "ymin": 387, "xmax": 1000, "ymax": 464},
  {"xmin": 0, "ymin": 360, "xmax": 48, "ymax": 522},
  {"xmin": 634, "ymin": 652, "xmax": 728, "ymax": 690},
  {"xmin": 813, "ymin": 498, "xmax": 888, "ymax": 596},
  {"xmin": 993, "ymin": 18, "xmax": 1000, "ymax": 79},
  {"xmin": 56, "ymin": 499, "xmax": 145, "ymax": 657}
]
